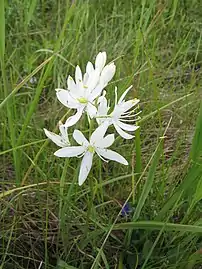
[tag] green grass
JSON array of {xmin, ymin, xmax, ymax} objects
[{"xmin": 1, "ymin": 0, "xmax": 202, "ymax": 268}]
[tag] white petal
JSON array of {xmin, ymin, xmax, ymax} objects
[
  {"xmin": 97, "ymin": 96, "xmax": 109, "ymax": 116},
  {"xmin": 96, "ymin": 148, "xmax": 128, "ymax": 165},
  {"xmin": 44, "ymin": 128, "xmax": 66, "ymax": 147},
  {"xmin": 56, "ymin": 89, "xmax": 68, "ymax": 107},
  {"xmin": 100, "ymin": 63, "xmax": 116, "ymax": 85},
  {"xmin": 117, "ymin": 121, "xmax": 139, "ymax": 132},
  {"xmin": 54, "ymin": 146, "xmax": 85, "ymax": 157},
  {"xmin": 95, "ymin": 52, "xmax": 107, "ymax": 71},
  {"xmin": 67, "ymin": 76, "xmax": 76, "ymax": 91},
  {"xmin": 75, "ymin": 65, "xmax": 82, "ymax": 84},
  {"xmin": 56, "ymin": 89, "xmax": 78, "ymax": 109},
  {"xmin": 115, "ymin": 86, "xmax": 118, "ymax": 105},
  {"xmin": 73, "ymin": 130, "xmax": 89, "ymax": 146},
  {"xmin": 83, "ymin": 72, "xmax": 89, "ymax": 85},
  {"xmin": 114, "ymin": 123, "xmax": 134, "ymax": 139},
  {"xmin": 86, "ymin": 69, "xmax": 100, "ymax": 91},
  {"xmin": 96, "ymin": 134, "xmax": 114, "ymax": 148},
  {"xmin": 75, "ymin": 82, "xmax": 85, "ymax": 98},
  {"xmin": 120, "ymin": 99, "xmax": 140, "ymax": 113},
  {"xmin": 65, "ymin": 108, "xmax": 84, "ymax": 127},
  {"xmin": 118, "ymin": 85, "xmax": 133, "ymax": 104},
  {"xmin": 97, "ymin": 117, "xmax": 111, "ymax": 127},
  {"xmin": 78, "ymin": 151, "xmax": 93, "ymax": 186},
  {"xmin": 86, "ymin": 102, "xmax": 97, "ymax": 118},
  {"xmin": 86, "ymin": 61, "xmax": 94, "ymax": 75},
  {"xmin": 111, "ymin": 104, "xmax": 122, "ymax": 118},
  {"xmin": 88, "ymin": 82, "xmax": 105, "ymax": 102},
  {"xmin": 59, "ymin": 123, "xmax": 70, "ymax": 145},
  {"xmin": 90, "ymin": 123, "xmax": 109, "ymax": 145}
]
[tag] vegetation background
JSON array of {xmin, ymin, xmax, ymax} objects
[{"xmin": 0, "ymin": 0, "xmax": 202, "ymax": 268}]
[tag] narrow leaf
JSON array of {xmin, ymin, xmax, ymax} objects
[
  {"xmin": 114, "ymin": 221, "xmax": 202, "ymax": 233},
  {"xmin": 190, "ymin": 102, "xmax": 202, "ymax": 162},
  {"xmin": 0, "ymin": 0, "xmax": 5, "ymax": 60},
  {"xmin": 133, "ymin": 145, "xmax": 161, "ymax": 221}
]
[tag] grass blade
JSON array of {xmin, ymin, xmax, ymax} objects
[
  {"xmin": 26, "ymin": 0, "xmax": 38, "ymax": 26},
  {"xmin": 114, "ymin": 221, "xmax": 202, "ymax": 233},
  {"xmin": 189, "ymin": 102, "xmax": 202, "ymax": 162},
  {"xmin": 132, "ymin": 142, "xmax": 161, "ymax": 221},
  {"xmin": 0, "ymin": 0, "xmax": 5, "ymax": 61},
  {"xmin": 0, "ymin": 56, "xmax": 53, "ymax": 110}
]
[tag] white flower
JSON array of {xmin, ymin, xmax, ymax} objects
[
  {"xmin": 96, "ymin": 86, "xmax": 140, "ymax": 139},
  {"xmin": 95, "ymin": 52, "xmax": 116, "ymax": 86},
  {"xmin": 54, "ymin": 124, "xmax": 128, "ymax": 186},
  {"xmin": 44, "ymin": 122, "xmax": 70, "ymax": 147},
  {"xmin": 56, "ymin": 52, "xmax": 116, "ymax": 127}
]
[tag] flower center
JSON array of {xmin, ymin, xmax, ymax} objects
[
  {"xmin": 87, "ymin": 145, "xmax": 95, "ymax": 153},
  {"xmin": 77, "ymin": 97, "xmax": 88, "ymax": 104}
]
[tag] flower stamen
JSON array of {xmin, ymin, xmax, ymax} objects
[{"xmin": 87, "ymin": 145, "xmax": 95, "ymax": 153}]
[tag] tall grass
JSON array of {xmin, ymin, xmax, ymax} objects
[{"xmin": 0, "ymin": 0, "xmax": 202, "ymax": 268}]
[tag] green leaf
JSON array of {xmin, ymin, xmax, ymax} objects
[
  {"xmin": 132, "ymin": 145, "xmax": 161, "ymax": 221},
  {"xmin": 99, "ymin": 249, "xmax": 110, "ymax": 269},
  {"xmin": 0, "ymin": 0, "xmax": 5, "ymax": 60},
  {"xmin": 190, "ymin": 102, "xmax": 202, "ymax": 162},
  {"xmin": 0, "ymin": 56, "xmax": 53, "ymax": 110},
  {"xmin": 117, "ymin": 253, "xmax": 124, "ymax": 269},
  {"xmin": 26, "ymin": 0, "xmax": 38, "ymax": 26},
  {"xmin": 157, "ymin": 161, "xmax": 202, "ymax": 220},
  {"xmin": 142, "ymin": 240, "xmax": 153, "ymax": 259},
  {"xmin": 57, "ymin": 260, "xmax": 78, "ymax": 269},
  {"xmin": 114, "ymin": 221, "xmax": 202, "ymax": 233}
]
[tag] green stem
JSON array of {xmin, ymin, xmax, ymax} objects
[{"xmin": 57, "ymin": 159, "xmax": 69, "ymax": 253}]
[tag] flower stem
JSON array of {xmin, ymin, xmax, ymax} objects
[
  {"xmin": 89, "ymin": 118, "xmax": 94, "ymax": 137},
  {"xmin": 134, "ymin": 126, "xmax": 142, "ymax": 199}
]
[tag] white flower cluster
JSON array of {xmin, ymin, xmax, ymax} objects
[{"xmin": 44, "ymin": 52, "xmax": 140, "ymax": 186}]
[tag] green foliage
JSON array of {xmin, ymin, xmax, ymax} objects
[
  {"xmin": 57, "ymin": 260, "xmax": 78, "ymax": 269},
  {"xmin": 0, "ymin": 0, "xmax": 5, "ymax": 61}
]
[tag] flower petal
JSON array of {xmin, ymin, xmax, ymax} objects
[
  {"xmin": 44, "ymin": 128, "xmax": 66, "ymax": 147},
  {"xmin": 124, "ymin": 99, "xmax": 140, "ymax": 111},
  {"xmin": 59, "ymin": 123, "xmax": 70, "ymax": 145},
  {"xmin": 90, "ymin": 123, "xmax": 109, "ymax": 145},
  {"xmin": 95, "ymin": 52, "xmax": 107, "ymax": 71},
  {"xmin": 75, "ymin": 65, "xmax": 82, "ymax": 84},
  {"xmin": 86, "ymin": 102, "xmax": 97, "ymax": 118},
  {"xmin": 56, "ymin": 89, "xmax": 78, "ymax": 109},
  {"xmin": 83, "ymin": 72, "xmax": 89, "ymax": 85},
  {"xmin": 117, "ymin": 121, "xmax": 139, "ymax": 132},
  {"xmin": 75, "ymin": 82, "xmax": 85, "ymax": 98},
  {"xmin": 67, "ymin": 76, "xmax": 76, "ymax": 91},
  {"xmin": 114, "ymin": 123, "xmax": 134, "ymax": 139},
  {"xmin": 119, "ymin": 99, "xmax": 140, "ymax": 114},
  {"xmin": 114, "ymin": 86, "xmax": 118, "ymax": 105},
  {"xmin": 54, "ymin": 146, "xmax": 85, "ymax": 157},
  {"xmin": 96, "ymin": 98, "xmax": 110, "ymax": 124},
  {"xmin": 97, "ymin": 96, "xmax": 109, "ymax": 116},
  {"xmin": 65, "ymin": 108, "xmax": 84, "ymax": 127},
  {"xmin": 86, "ymin": 69, "xmax": 100, "ymax": 92},
  {"xmin": 55, "ymin": 88, "xmax": 68, "ymax": 106},
  {"xmin": 96, "ymin": 148, "xmax": 128, "ymax": 165},
  {"xmin": 97, "ymin": 134, "xmax": 114, "ymax": 148},
  {"xmin": 73, "ymin": 130, "xmax": 89, "ymax": 146},
  {"xmin": 78, "ymin": 151, "xmax": 93, "ymax": 186},
  {"xmin": 86, "ymin": 61, "xmax": 94, "ymax": 75},
  {"xmin": 118, "ymin": 85, "xmax": 133, "ymax": 104},
  {"xmin": 100, "ymin": 63, "xmax": 116, "ymax": 85},
  {"xmin": 88, "ymin": 82, "xmax": 105, "ymax": 102}
]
